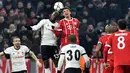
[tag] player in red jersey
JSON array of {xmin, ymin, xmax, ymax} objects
[
  {"xmin": 104, "ymin": 19, "xmax": 130, "ymax": 73},
  {"xmin": 96, "ymin": 25, "xmax": 114, "ymax": 73},
  {"xmin": 54, "ymin": 7, "xmax": 88, "ymax": 73},
  {"xmin": 55, "ymin": 7, "xmax": 80, "ymax": 47}
]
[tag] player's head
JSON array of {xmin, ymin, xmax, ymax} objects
[
  {"xmin": 62, "ymin": 7, "xmax": 71, "ymax": 18},
  {"xmin": 50, "ymin": 11, "xmax": 59, "ymax": 23},
  {"xmin": 68, "ymin": 34, "xmax": 76, "ymax": 44},
  {"xmin": 12, "ymin": 36, "xmax": 21, "ymax": 49},
  {"xmin": 117, "ymin": 19, "xmax": 127, "ymax": 30},
  {"xmin": 105, "ymin": 25, "xmax": 113, "ymax": 34}
]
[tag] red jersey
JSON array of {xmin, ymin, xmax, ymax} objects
[
  {"xmin": 56, "ymin": 18, "xmax": 80, "ymax": 47},
  {"xmin": 98, "ymin": 34, "xmax": 113, "ymax": 60},
  {"xmin": 105, "ymin": 30, "xmax": 130, "ymax": 67}
]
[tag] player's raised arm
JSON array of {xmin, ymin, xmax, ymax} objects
[{"xmin": 25, "ymin": 19, "xmax": 46, "ymax": 31}]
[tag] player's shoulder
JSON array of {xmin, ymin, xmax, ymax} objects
[
  {"xmin": 59, "ymin": 19, "xmax": 65, "ymax": 22},
  {"xmin": 113, "ymin": 31, "xmax": 130, "ymax": 36},
  {"xmin": 20, "ymin": 45, "xmax": 28, "ymax": 48},
  {"xmin": 6, "ymin": 46, "xmax": 13, "ymax": 49},
  {"xmin": 99, "ymin": 35, "xmax": 107, "ymax": 40},
  {"xmin": 58, "ymin": 19, "xmax": 64, "ymax": 24},
  {"xmin": 40, "ymin": 19, "xmax": 49, "ymax": 22},
  {"xmin": 73, "ymin": 18, "xmax": 79, "ymax": 21},
  {"xmin": 99, "ymin": 35, "xmax": 105, "ymax": 39},
  {"xmin": 75, "ymin": 44, "xmax": 84, "ymax": 50},
  {"xmin": 62, "ymin": 44, "xmax": 70, "ymax": 49},
  {"xmin": 5, "ymin": 46, "xmax": 14, "ymax": 51}
]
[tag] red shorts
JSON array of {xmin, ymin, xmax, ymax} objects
[
  {"xmin": 114, "ymin": 65, "xmax": 130, "ymax": 73},
  {"xmin": 103, "ymin": 60, "xmax": 114, "ymax": 73}
]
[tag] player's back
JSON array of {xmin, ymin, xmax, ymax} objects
[
  {"xmin": 111, "ymin": 30, "xmax": 130, "ymax": 66},
  {"xmin": 62, "ymin": 44, "xmax": 86, "ymax": 69}
]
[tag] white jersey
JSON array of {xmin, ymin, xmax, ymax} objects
[
  {"xmin": 4, "ymin": 45, "xmax": 30, "ymax": 72},
  {"xmin": 58, "ymin": 44, "xmax": 89, "ymax": 70},
  {"xmin": 31, "ymin": 19, "xmax": 58, "ymax": 46}
]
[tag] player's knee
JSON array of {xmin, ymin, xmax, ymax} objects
[{"xmin": 43, "ymin": 60, "xmax": 49, "ymax": 68}]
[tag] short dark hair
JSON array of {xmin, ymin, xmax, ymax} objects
[
  {"xmin": 62, "ymin": 7, "xmax": 71, "ymax": 11},
  {"xmin": 117, "ymin": 19, "xmax": 127, "ymax": 30},
  {"xmin": 12, "ymin": 36, "xmax": 20, "ymax": 41},
  {"xmin": 68, "ymin": 34, "xmax": 76, "ymax": 43}
]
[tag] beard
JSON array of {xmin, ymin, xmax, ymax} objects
[{"xmin": 15, "ymin": 44, "xmax": 20, "ymax": 50}]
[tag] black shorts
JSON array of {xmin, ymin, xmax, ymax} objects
[
  {"xmin": 64, "ymin": 68, "xmax": 81, "ymax": 73},
  {"xmin": 12, "ymin": 70, "xmax": 27, "ymax": 73},
  {"xmin": 41, "ymin": 45, "xmax": 58, "ymax": 61}
]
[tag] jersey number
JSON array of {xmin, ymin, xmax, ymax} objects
[
  {"xmin": 117, "ymin": 36, "xmax": 125, "ymax": 49},
  {"xmin": 67, "ymin": 50, "xmax": 80, "ymax": 61}
]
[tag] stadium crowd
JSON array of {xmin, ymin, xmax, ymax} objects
[{"xmin": 0, "ymin": 0, "xmax": 129, "ymax": 58}]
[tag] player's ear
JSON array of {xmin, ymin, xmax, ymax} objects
[{"xmin": 12, "ymin": 41, "xmax": 15, "ymax": 44}]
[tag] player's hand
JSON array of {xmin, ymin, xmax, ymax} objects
[
  {"xmin": 103, "ymin": 62, "xmax": 110, "ymax": 69},
  {"xmin": 57, "ymin": 70, "xmax": 61, "ymax": 73},
  {"xmin": 85, "ymin": 61, "xmax": 91, "ymax": 68},
  {"xmin": 36, "ymin": 60, "xmax": 42, "ymax": 68}
]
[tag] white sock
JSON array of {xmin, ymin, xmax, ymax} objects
[
  {"xmin": 45, "ymin": 68, "xmax": 51, "ymax": 73},
  {"xmin": 55, "ymin": 67, "xmax": 58, "ymax": 73}
]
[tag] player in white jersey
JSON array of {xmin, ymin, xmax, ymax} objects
[
  {"xmin": 25, "ymin": 11, "xmax": 60, "ymax": 73},
  {"xmin": 57, "ymin": 35, "xmax": 90, "ymax": 73},
  {"xmin": 0, "ymin": 36, "xmax": 42, "ymax": 73}
]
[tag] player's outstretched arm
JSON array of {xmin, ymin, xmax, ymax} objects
[{"xmin": 29, "ymin": 51, "xmax": 42, "ymax": 68}]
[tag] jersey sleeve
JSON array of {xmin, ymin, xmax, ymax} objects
[
  {"xmin": 80, "ymin": 46, "xmax": 89, "ymax": 62},
  {"xmin": 60, "ymin": 46, "xmax": 66, "ymax": 55},
  {"xmin": 4, "ymin": 47, "xmax": 11, "ymax": 54},
  {"xmin": 23, "ymin": 45, "xmax": 30, "ymax": 53},
  {"xmin": 31, "ymin": 19, "xmax": 46, "ymax": 31},
  {"xmin": 76, "ymin": 18, "xmax": 80, "ymax": 28}
]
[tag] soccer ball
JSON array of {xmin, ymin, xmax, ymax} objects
[{"xmin": 54, "ymin": 2, "xmax": 64, "ymax": 11}]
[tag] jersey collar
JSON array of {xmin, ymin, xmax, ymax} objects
[
  {"xmin": 119, "ymin": 30, "xmax": 126, "ymax": 32},
  {"xmin": 64, "ymin": 17, "xmax": 73, "ymax": 21}
]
